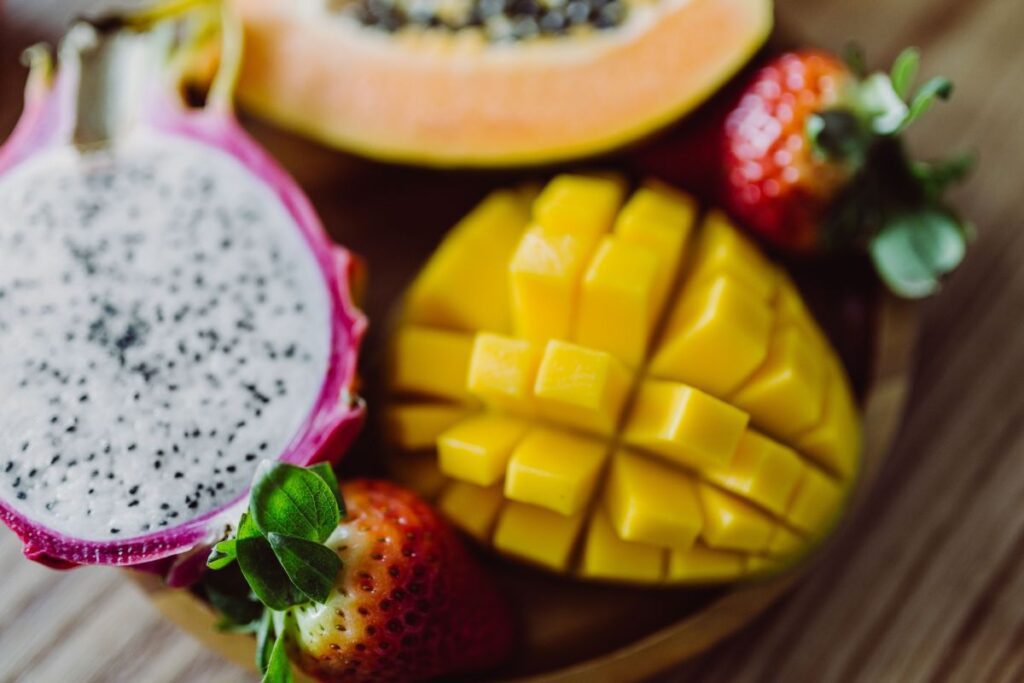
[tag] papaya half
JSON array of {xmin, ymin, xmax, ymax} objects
[{"xmin": 232, "ymin": 0, "xmax": 773, "ymax": 167}]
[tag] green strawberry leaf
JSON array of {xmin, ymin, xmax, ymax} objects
[
  {"xmin": 256, "ymin": 609, "xmax": 275, "ymax": 674},
  {"xmin": 912, "ymin": 154, "xmax": 975, "ymax": 199},
  {"xmin": 266, "ymin": 533, "xmax": 342, "ymax": 605},
  {"xmin": 202, "ymin": 563, "xmax": 264, "ymax": 631},
  {"xmin": 308, "ymin": 462, "xmax": 345, "ymax": 518},
  {"xmin": 250, "ymin": 461, "xmax": 340, "ymax": 543},
  {"xmin": 236, "ymin": 513, "xmax": 305, "ymax": 611},
  {"xmin": 901, "ymin": 76, "xmax": 953, "ymax": 131},
  {"xmin": 206, "ymin": 539, "xmax": 237, "ymax": 570},
  {"xmin": 261, "ymin": 633, "xmax": 295, "ymax": 683},
  {"xmin": 890, "ymin": 47, "xmax": 920, "ymax": 99},
  {"xmin": 870, "ymin": 209, "xmax": 967, "ymax": 298}
]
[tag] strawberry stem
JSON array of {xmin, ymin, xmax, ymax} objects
[{"xmin": 818, "ymin": 48, "xmax": 971, "ymax": 297}]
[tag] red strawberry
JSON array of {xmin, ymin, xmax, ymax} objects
[
  {"xmin": 283, "ymin": 479, "xmax": 515, "ymax": 682},
  {"xmin": 650, "ymin": 46, "xmax": 972, "ymax": 298},
  {"xmin": 722, "ymin": 49, "xmax": 854, "ymax": 251}
]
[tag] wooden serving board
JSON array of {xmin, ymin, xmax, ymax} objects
[{"xmin": 131, "ymin": 114, "xmax": 921, "ymax": 680}]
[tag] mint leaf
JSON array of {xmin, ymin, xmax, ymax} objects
[
  {"xmin": 236, "ymin": 513, "xmax": 305, "ymax": 611},
  {"xmin": 256, "ymin": 609, "xmax": 275, "ymax": 674},
  {"xmin": 261, "ymin": 633, "xmax": 294, "ymax": 683},
  {"xmin": 206, "ymin": 539, "xmax": 237, "ymax": 570},
  {"xmin": 250, "ymin": 461, "xmax": 340, "ymax": 543},
  {"xmin": 308, "ymin": 462, "xmax": 345, "ymax": 518},
  {"xmin": 267, "ymin": 533, "xmax": 341, "ymax": 605}
]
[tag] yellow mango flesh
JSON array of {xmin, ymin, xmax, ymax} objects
[
  {"xmin": 575, "ymin": 236, "xmax": 662, "ymax": 367},
  {"xmin": 404, "ymin": 190, "xmax": 531, "ymax": 333},
  {"xmin": 533, "ymin": 340, "xmax": 633, "ymax": 436},
  {"xmin": 388, "ymin": 176, "xmax": 862, "ymax": 585},
  {"xmin": 505, "ymin": 427, "xmax": 608, "ymax": 515}
]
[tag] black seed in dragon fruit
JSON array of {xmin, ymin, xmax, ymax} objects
[{"xmin": 0, "ymin": 11, "xmax": 365, "ymax": 569}]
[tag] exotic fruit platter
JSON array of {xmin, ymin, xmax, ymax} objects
[{"xmin": 0, "ymin": 0, "xmax": 973, "ymax": 681}]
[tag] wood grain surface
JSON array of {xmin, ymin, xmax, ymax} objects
[{"xmin": 1, "ymin": 0, "xmax": 1023, "ymax": 681}]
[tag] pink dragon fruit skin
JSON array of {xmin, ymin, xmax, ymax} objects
[{"xmin": 0, "ymin": 9, "xmax": 366, "ymax": 571}]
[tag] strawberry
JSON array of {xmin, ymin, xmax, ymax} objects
[
  {"xmin": 636, "ymin": 47, "xmax": 973, "ymax": 297},
  {"xmin": 721, "ymin": 49, "xmax": 854, "ymax": 251},
  {"xmin": 283, "ymin": 479, "xmax": 515, "ymax": 682},
  {"xmin": 717, "ymin": 47, "xmax": 972, "ymax": 296}
]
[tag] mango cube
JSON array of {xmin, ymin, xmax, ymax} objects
[
  {"xmin": 796, "ymin": 358, "xmax": 862, "ymax": 479},
  {"xmin": 689, "ymin": 212, "xmax": 777, "ymax": 301},
  {"xmin": 493, "ymin": 501, "xmax": 586, "ymax": 571},
  {"xmin": 509, "ymin": 225, "xmax": 601, "ymax": 342},
  {"xmin": 404, "ymin": 190, "xmax": 529, "ymax": 333},
  {"xmin": 701, "ymin": 430, "xmax": 803, "ymax": 515},
  {"xmin": 733, "ymin": 324, "xmax": 827, "ymax": 438},
  {"xmin": 623, "ymin": 379, "xmax": 749, "ymax": 469},
  {"xmin": 532, "ymin": 174, "xmax": 625, "ymax": 239},
  {"xmin": 613, "ymin": 182, "xmax": 696, "ymax": 307},
  {"xmin": 437, "ymin": 414, "xmax": 529, "ymax": 486},
  {"xmin": 439, "ymin": 481, "xmax": 505, "ymax": 541},
  {"xmin": 533, "ymin": 340, "xmax": 633, "ymax": 436},
  {"xmin": 385, "ymin": 404, "xmax": 471, "ymax": 451},
  {"xmin": 651, "ymin": 275, "xmax": 773, "ymax": 396},
  {"xmin": 606, "ymin": 450, "xmax": 703, "ymax": 548},
  {"xmin": 698, "ymin": 483, "xmax": 775, "ymax": 552},
  {"xmin": 390, "ymin": 327, "xmax": 475, "ymax": 403},
  {"xmin": 575, "ymin": 237, "xmax": 661, "ymax": 366},
  {"xmin": 767, "ymin": 525, "xmax": 805, "ymax": 559},
  {"xmin": 505, "ymin": 427, "xmax": 608, "ymax": 515},
  {"xmin": 581, "ymin": 506, "xmax": 665, "ymax": 582},
  {"xmin": 668, "ymin": 544, "xmax": 746, "ymax": 582},
  {"xmin": 388, "ymin": 175, "xmax": 863, "ymax": 586},
  {"xmin": 467, "ymin": 333, "xmax": 541, "ymax": 416},
  {"xmin": 787, "ymin": 467, "xmax": 845, "ymax": 536}
]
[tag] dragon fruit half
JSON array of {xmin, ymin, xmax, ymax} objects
[{"xmin": 0, "ymin": 2, "xmax": 365, "ymax": 570}]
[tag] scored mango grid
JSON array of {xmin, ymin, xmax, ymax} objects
[{"xmin": 388, "ymin": 176, "xmax": 859, "ymax": 584}]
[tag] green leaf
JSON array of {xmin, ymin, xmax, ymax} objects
[
  {"xmin": 870, "ymin": 209, "xmax": 967, "ymax": 298},
  {"xmin": 214, "ymin": 617, "xmax": 262, "ymax": 634},
  {"xmin": 901, "ymin": 76, "xmax": 953, "ymax": 131},
  {"xmin": 236, "ymin": 514, "xmax": 305, "ymax": 611},
  {"xmin": 250, "ymin": 461, "xmax": 340, "ymax": 543},
  {"xmin": 261, "ymin": 633, "xmax": 295, "ymax": 683},
  {"xmin": 890, "ymin": 47, "xmax": 920, "ymax": 99},
  {"xmin": 256, "ymin": 609, "xmax": 275, "ymax": 674},
  {"xmin": 308, "ymin": 462, "xmax": 345, "ymax": 518},
  {"xmin": 206, "ymin": 539, "xmax": 237, "ymax": 570},
  {"xmin": 266, "ymin": 533, "xmax": 342, "ymax": 605},
  {"xmin": 912, "ymin": 153, "xmax": 975, "ymax": 199},
  {"xmin": 202, "ymin": 563, "xmax": 264, "ymax": 629}
]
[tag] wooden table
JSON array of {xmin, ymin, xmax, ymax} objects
[{"xmin": 1, "ymin": 1, "xmax": 1023, "ymax": 681}]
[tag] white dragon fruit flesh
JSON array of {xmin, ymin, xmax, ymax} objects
[{"xmin": 0, "ymin": 6, "xmax": 365, "ymax": 569}]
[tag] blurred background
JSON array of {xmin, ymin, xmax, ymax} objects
[{"xmin": 1, "ymin": 0, "xmax": 1023, "ymax": 681}]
